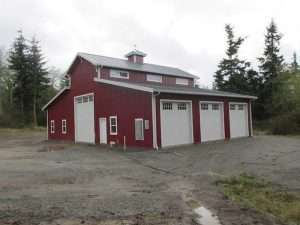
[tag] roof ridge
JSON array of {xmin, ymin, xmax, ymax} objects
[{"xmin": 78, "ymin": 52, "xmax": 194, "ymax": 76}]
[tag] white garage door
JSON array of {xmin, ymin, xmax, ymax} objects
[
  {"xmin": 74, "ymin": 94, "xmax": 95, "ymax": 143},
  {"xmin": 200, "ymin": 102, "xmax": 225, "ymax": 142},
  {"xmin": 229, "ymin": 103, "xmax": 249, "ymax": 138},
  {"xmin": 160, "ymin": 101, "xmax": 193, "ymax": 147}
]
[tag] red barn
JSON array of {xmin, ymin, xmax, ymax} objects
[{"xmin": 43, "ymin": 50, "xmax": 256, "ymax": 149}]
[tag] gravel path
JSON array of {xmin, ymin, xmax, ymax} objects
[{"xmin": 0, "ymin": 131, "xmax": 299, "ymax": 225}]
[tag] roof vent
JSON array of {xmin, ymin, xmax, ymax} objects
[{"xmin": 125, "ymin": 49, "xmax": 147, "ymax": 64}]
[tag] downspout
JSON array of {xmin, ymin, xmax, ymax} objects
[{"xmin": 152, "ymin": 91, "xmax": 160, "ymax": 150}]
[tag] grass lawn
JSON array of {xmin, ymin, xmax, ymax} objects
[{"xmin": 217, "ymin": 174, "xmax": 300, "ymax": 225}]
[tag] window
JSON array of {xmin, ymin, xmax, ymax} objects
[
  {"xmin": 50, "ymin": 120, "xmax": 55, "ymax": 134},
  {"xmin": 62, "ymin": 119, "xmax": 67, "ymax": 134},
  {"xmin": 76, "ymin": 97, "xmax": 82, "ymax": 104},
  {"xmin": 212, "ymin": 104, "xmax": 219, "ymax": 110},
  {"xmin": 176, "ymin": 78, "xmax": 188, "ymax": 85},
  {"xmin": 109, "ymin": 116, "xmax": 118, "ymax": 135},
  {"xmin": 83, "ymin": 96, "xmax": 89, "ymax": 103},
  {"xmin": 238, "ymin": 104, "xmax": 244, "ymax": 110},
  {"xmin": 110, "ymin": 69, "xmax": 129, "ymax": 79},
  {"xmin": 177, "ymin": 103, "xmax": 187, "ymax": 110},
  {"xmin": 88, "ymin": 95, "xmax": 94, "ymax": 102},
  {"xmin": 201, "ymin": 103, "xmax": 208, "ymax": 110},
  {"xmin": 147, "ymin": 74, "xmax": 162, "ymax": 83},
  {"xmin": 230, "ymin": 104, "xmax": 236, "ymax": 110},
  {"xmin": 163, "ymin": 102, "xmax": 172, "ymax": 110},
  {"xmin": 135, "ymin": 119, "xmax": 144, "ymax": 140}
]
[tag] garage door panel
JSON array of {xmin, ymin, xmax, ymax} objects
[
  {"xmin": 160, "ymin": 101, "xmax": 193, "ymax": 147},
  {"xmin": 200, "ymin": 102, "xmax": 224, "ymax": 142},
  {"xmin": 229, "ymin": 103, "xmax": 249, "ymax": 138},
  {"xmin": 75, "ymin": 94, "xmax": 95, "ymax": 143}
]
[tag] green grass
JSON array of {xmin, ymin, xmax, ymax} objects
[
  {"xmin": 217, "ymin": 174, "xmax": 300, "ymax": 225},
  {"xmin": 0, "ymin": 127, "xmax": 46, "ymax": 133}
]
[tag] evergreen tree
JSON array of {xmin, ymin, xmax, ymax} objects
[
  {"xmin": 214, "ymin": 24, "xmax": 250, "ymax": 94},
  {"xmin": 27, "ymin": 37, "xmax": 49, "ymax": 127},
  {"xmin": 7, "ymin": 30, "xmax": 29, "ymax": 123},
  {"xmin": 258, "ymin": 20, "xmax": 284, "ymax": 117},
  {"xmin": 290, "ymin": 52, "xmax": 299, "ymax": 73}
]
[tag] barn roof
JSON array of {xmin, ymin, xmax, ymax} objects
[
  {"xmin": 94, "ymin": 78, "xmax": 258, "ymax": 100},
  {"xmin": 77, "ymin": 52, "xmax": 198, "ymax": 79}
]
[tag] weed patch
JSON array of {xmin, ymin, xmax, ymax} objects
[{"xmin": 217, "ymin": 174, "xmax": 300, "ymax": 225}]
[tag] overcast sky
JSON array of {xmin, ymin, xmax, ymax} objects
[{"xmin": 1, "ymin": 0, "xmax": 299, "ymax": 87}]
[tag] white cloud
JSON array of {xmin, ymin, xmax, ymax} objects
[{"xmin": 0, "ymin": 0, "xmax": 300, "ymax": 87}]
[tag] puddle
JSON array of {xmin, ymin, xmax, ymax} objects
[{"xmin": 194, "ymin": 206, "xmax": 221, "ymax": 225}]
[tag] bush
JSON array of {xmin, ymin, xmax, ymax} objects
[{"xmin": 271, "ymin": 112, "xmax": 300, "ymax": 135}]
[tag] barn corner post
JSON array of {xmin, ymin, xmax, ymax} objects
[{"xmin": 249, "ymin": 100, "xmax": 253, "ymax": 137}]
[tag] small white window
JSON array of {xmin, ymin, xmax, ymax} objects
[
  {"xmin": 178, "ymin": 103, "xmax": 187, "ymax": 110},
  {"xmin": 163, "ymin": 103, "xmax": 172, "ymax": 110},
  {"xmin": 238, "ymin": 104, "xmax": 244, "ymax": 110},
  {"xmin": 88, "ymin": 95, "xmax": 94, "ymax": 102},
  {"xmin": 50, "ymin": 120, "xmax": 55, "ymax": 134},
  {"xmin": 62, "ymin": 119, "xmax": 67, "ymax": 134},
  {"xmin": 110, "ymin": 69, "xmax": 129, "ymax": 79},
  {"xmin": 135, "ymin": 118, "xmax": 144, "ymax": 140},
  {"xmin": 212, "ymin": 104, "xmax": 219, "ymax": 110},
  {"xmin": 83, "ymin": 96, "xmax": 89, "ymax": 103},
  {"xmin": 201, "ymin": 103, "xmax": 208, "ymax": 110},
  {"xmin": 109, "ymin": 116, "xmax": 118, "ymax": 135},
  {"xmin": 176, "ymin": 78, "xmax": 189, "ymax": 85},
  {"xmin": 230, "ymin": 104, "xmax": 236, "ymax": 110},
  {"xmin": 146, "ymin": 74, "xmax": 162, "ymax": 83},
  {"xmin": 76, "ymin": 97, "xmax": 82, "ymax": 104}
]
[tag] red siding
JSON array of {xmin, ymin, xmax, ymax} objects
[
  {"xmin": 100, "ymin": 67, "xmax": 194, "ymax": 86},
  {"xmin": 47, "ymin": 58, "xmax": 153, "ymax": 148}
]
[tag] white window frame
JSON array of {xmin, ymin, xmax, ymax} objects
[
  {"xmin": 109, "ymin": 116, "xmax": 118, "ymax": 135},
  {"xmin": 50, "ymin": 120, "xmax": 55, "ymax": 134},
  {"xmin": 176, "ymin": 78, "xmax": 189, "ymax": 85},
  {"xmin": 62, "ymin": 119, "xmax": 67, "ymax": 134},
  {"xmin": 135, "ymin": 118, "xmax": 144, "ymax": 141},
  {"xmin": 110, "ymin": 69, "xmax": 129, "ymax": 79},
  {"xmin": 146, "ymin": 74, "xmax": 162, "ymax": 83}
]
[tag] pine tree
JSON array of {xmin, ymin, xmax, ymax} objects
[
  {"xmin": 7, "ymin": 30, "xmax": 29, "ymax": 123},
  {"xmin": 258, "ymin": 20, "xmax": 284, "ymax": 117},
  {"xmin": 290, "ymin": 52, "xmax": 299, "ymax": 73},
  {"xmin": 214, "ymin": 24, "xmax": 250, "ymax": 93},
  {"xmin": 27, "ymin": 37, "xmax": 49, "ymax": 127}
]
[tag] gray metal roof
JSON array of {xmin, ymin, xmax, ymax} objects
[
  {"xmin": 94, "ymin": 79, "xmax": 257, "ymax": 99},
  {"xmin": 78, "ymin": 52, "xmax": 198, "ymax": 79}
]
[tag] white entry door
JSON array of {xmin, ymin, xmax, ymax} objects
[
  {"xmin": 229, "ymin": 103, "xmax": 249, "ymax": 138},
  {"xmin": 99, "ymin": 117, "xmax": 107, "ymax": 144},
  {"xmin": 200, "ymin": 102, "xmax": 225, "ymax": 142},
  {"xmin": 160, "ymin": 101, "xmax": 193, "ymax": 147},
  {"xmin": 74, "ymin": 94, "xmax": 95, "ymax": 143}
]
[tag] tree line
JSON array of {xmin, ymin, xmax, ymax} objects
[
  {"xmin": 214, "ymin": 20, "xmax": 300, "ymax": 134},
  {"xmin": 0, "ymin": 31, "xmax": 58, "ymax": 127}
]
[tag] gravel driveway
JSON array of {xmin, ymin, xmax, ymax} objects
[{"xmin": 0, "ymin": 131, "xmax": 299, "ymax": 225}]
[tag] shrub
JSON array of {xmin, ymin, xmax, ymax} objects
[{"xmin": 271, "ymin": 112, "xmax": 300, "ymax": 135}]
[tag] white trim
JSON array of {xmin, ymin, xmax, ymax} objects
[
  {"xmin": 94, "ymin": 78, "xmax": 153, "ymax": 93},
  {"xmin": 159, "ymin": 99, "xmax": 194, "ymax": 148},
  {"xmin": 110, "ymin": 69, "xmax": 129, "ymax": 79},
  {"xmin": 152, "ymin": 94, "xmax": 158, "ymax": 149},
  {"xmin": 42, "ymin": 87, "xmax": 70, "ymax": 111},
  {"xmin": 199, "ymin": 101, "xmax": 225, "ymax": 142},
  {"xmin": 109, "ymin": 116, "xmax": 118, "ymax": 135},
  {"xmin": 62, "ymin": 119, "xmax": 67, "ymax": 134},
  {"xmin": 176, "ymin": 78, "xmax": 189, "ymax": 85},
  {"xmin": 147, "ymin": 74, "xmax": 162, "ymax": 83},
  {"xmin": 50, "ymin": 120, "xmax": 55, "ymax": 134},
  {"xmin": 135, "ymin": 118, "xmax": 144, "ymax": 140}
]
